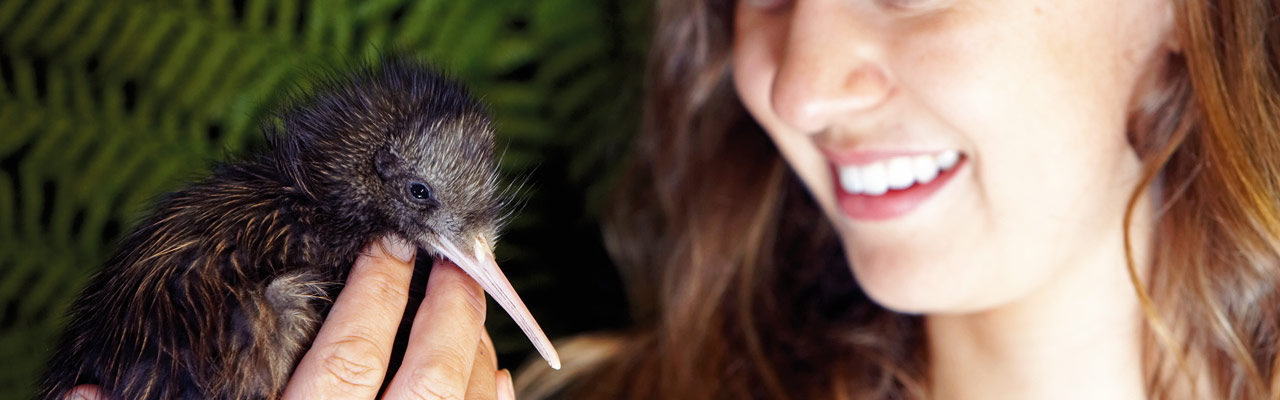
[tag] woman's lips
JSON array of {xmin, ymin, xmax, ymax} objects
[{"xmin": 828, "ymin": 150, "xmax": 965, "ymax": 221}]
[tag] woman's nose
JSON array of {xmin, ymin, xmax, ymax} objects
[{"xmin": 770, "ymin": 1, "xmax": 893, "ymax": 134}]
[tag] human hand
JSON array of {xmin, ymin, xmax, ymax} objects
[
  {"xmin": 284, "ymin": 236, "xmax": 516, "ymax": 399},
  {"xmin": 64, "ymin": 237, "xmax": 517, "ymax": 400}
]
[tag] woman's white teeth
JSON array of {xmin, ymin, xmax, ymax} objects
[
  {"xmin": 861, "ymin": 163, "xmax": 889, "ymax": 195},
  {"xmin": 838, "ymin": 164, "xmax": 864, "ymax": 194},
  {"xmin": 937, "ymin": 150, "xmax": 959, "ymax": 170},
  {"xmin": 912, "ymin": 155, "xmax": 939, "ymax": 184},
  {"xmin": 886, "ymin": 158, "xmax": 914, "ymax": 190},
  {"xmin": 837, "ymin": 151, "xmax": 961, "ymax": 196}
]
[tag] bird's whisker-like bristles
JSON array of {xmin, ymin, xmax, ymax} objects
[{"xmin": 40, "ymin": 55, "xmax": 556, "ymax": 399}]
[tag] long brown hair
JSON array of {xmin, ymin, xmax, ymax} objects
[{"xmin": 516, "ymin": 0, "xmax": 1280, "ymax": 398}]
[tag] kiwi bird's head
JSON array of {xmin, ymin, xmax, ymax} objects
[{"xmin": 268, "ymin": 56, "xmax": 559, "ymax": 370}]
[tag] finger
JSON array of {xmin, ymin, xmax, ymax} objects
[
  {"xmin": 64, "ymin": 384, "xmax": 106, "ymax": 400},
  {"xmin": 384, "ymin": 259, "xmax": 488, "ymax": 399},
  {"xmin": 283, "ymin": 237, "xmax": 417, "ymax": 400},
  {"xmin": 462, "ymin": 331, "xmax": 500, "ymax": 400},
  {"xmin": 481, "ymin": 329, "xmax": 498, "ymax": 366},
  {"xmin": 496, "ymin": 369, "xmax": 516, "ymax": 400}
]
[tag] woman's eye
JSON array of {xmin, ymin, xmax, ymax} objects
[{"xmin": 407, "ymin": 182, "xmax": 432, "ymax": 202}]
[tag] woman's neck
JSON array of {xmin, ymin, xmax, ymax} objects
[
  {"xmin": 924, "ymin": 265, "xmax": 1146, "ymax": 399},
  {"xmin": 924, "ymin": 195, "xmax": 1156, "ymax": 400}
]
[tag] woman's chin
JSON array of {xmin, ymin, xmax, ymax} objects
[
  {"xmin": 855, "ymin": 273, "xmax": 964, "ymax": 315},
  {"xmin": 844, "ymin": 250, "xmax": 1009, "ymax": 316}
]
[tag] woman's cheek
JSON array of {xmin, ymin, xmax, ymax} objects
[{"xmin": 732, "ymin": 29, "xmax": 839, "ymax": 213}]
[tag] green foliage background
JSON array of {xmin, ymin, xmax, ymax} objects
[{"xmin": 0, "ymin": 0, "xmax": 646, "ymax": 397}]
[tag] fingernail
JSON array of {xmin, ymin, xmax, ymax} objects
[
  {"xmin": 380, "ymin": 235, "xmax": 416, "ymax": 263},
  {"xmin": 497, "ymin": 368, "xmax": 517, "ymax": 400},
  {"xmin": 66, "ymin": 386, "xmax": 103, "ymax": 400}
]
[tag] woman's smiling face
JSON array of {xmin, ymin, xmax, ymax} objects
[{"xmin": 732, "ymin": 0, "xmax": 1176, "ymax": 313}]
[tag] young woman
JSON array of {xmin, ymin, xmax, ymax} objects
[
  {"xmin": 518, "ymin": 0, "xmax": 1280, "ymax": 398},
  {"xmin": 61, "ymin": 0, "xmax": 1280, "ymax": 398}
]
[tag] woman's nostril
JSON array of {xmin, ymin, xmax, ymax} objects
[
  {"xmin": 843, "ymin": 64, "xmax": 893, "ymax": 108},
  {"xmin": 770, "ymin": 62, "xmax": 894, "ymax": 134}
]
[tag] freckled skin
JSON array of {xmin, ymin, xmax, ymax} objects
[
  {"xmin": 38, "ymin": 57, "xmax": 504, "ymax": 400},
  {"xmin": 732, "ymin": 0, "xmax": 1170, "ymax": 312}
]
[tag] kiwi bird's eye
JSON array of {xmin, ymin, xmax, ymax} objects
[{"xmin": 407, "ymin": 182, "xmax": 432, "ymax": 202}]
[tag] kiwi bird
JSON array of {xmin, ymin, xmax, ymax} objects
[{"xmin": 38, "ymin": 57, "xmax": 560, "ymax": 399}]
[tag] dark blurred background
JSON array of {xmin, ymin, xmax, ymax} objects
[{"xmin": 0, "ymin": 0, "xmax": 648, "ymax": 397}]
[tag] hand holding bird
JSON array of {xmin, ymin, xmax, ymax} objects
[
  {"xmin": 40, "ymin": 57, "xmax": 555, "ymax": 399},
  {"xmin": 62, "ymin": 238, "xmax": 519, "ymax": 400}
]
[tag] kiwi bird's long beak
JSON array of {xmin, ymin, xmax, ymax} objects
[{"xmin": 432, "ymin": 235, "xmax": 562, "ymax": 370}]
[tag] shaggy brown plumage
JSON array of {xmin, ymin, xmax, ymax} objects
[{"xmin": 37, "ymin": 56, "xmax": 551, "ymax": 399}]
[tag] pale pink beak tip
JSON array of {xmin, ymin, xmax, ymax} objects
[{"xmin": 433, "ymin": 236, "xmax": 562, "ymax": 370}]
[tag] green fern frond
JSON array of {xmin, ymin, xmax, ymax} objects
[{"xmin": 0, "ymin": 0, "xmax": 647, "ymax": 396}]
